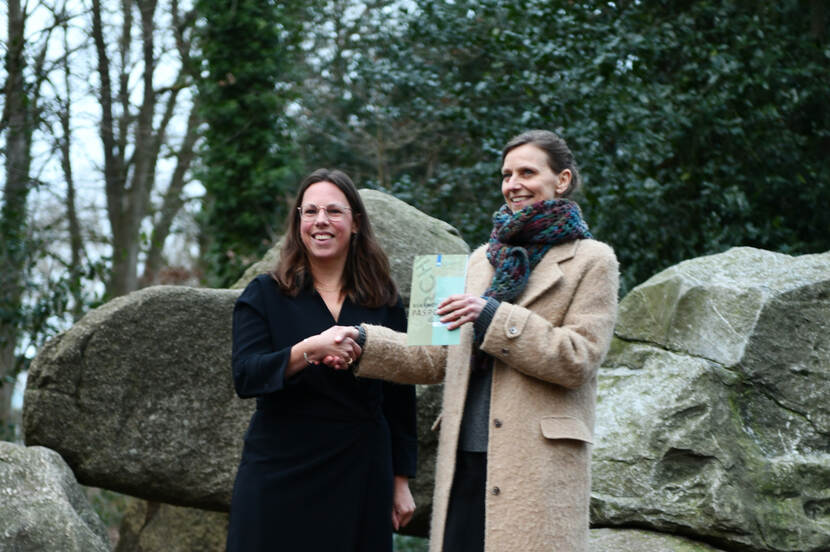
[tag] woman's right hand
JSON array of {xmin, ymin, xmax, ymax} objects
[
  {"xmin": 288, "ymin": 327, "xmax": 361, "ymax": 377},
  {"xmin": 317, "ymin": 326, "xmax": 361, "ymax": 370},
  {"xmin": 307, "ymin": 326, "xmax": 362, "ymax": 366}
]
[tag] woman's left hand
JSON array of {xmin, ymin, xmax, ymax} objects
[
  {"xmin": 437, "ymin": 294, "xmax": 486, "ymax": 330},
  {"xmin": 391, "ymin": 475, "xmax": 415, "ymax": 530}
]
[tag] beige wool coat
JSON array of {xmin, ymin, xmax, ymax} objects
[{"xmin": 357, "ymin": 238, "xmax": 619, "ymax": 552}]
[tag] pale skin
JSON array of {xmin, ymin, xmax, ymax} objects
[{"xmin": 288, "ymin": 181, "xmax": 415, "ymax": 527}]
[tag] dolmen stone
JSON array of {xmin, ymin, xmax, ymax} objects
[
  {"xmin": 23, "ymin": 286, "xmax": 245, "ymax": 511},
  {"xmin": 0, "ymin": 441, "xmax": 109, "ymax": 551},
  {"xmin": 592, "ymin": 247, "xmax": 830, "ymax": 552}
]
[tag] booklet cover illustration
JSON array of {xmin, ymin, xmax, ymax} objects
[{"xmin": 407, "ymin": 254, "xmax": 469, "ymax": 345}]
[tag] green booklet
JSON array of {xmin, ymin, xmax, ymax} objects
[{"xmin": 406, "ymin": 254, "xmax": 469, "ymax": 345}]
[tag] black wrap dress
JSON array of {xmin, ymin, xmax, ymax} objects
[{"xmin": 227, "ymin": 274, "xmax": 417, "ymax": 551}]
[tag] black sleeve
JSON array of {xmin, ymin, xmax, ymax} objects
[
  {"xmin": 381, "ymin": 298, "xmax": 418, "ymax": 477},
  {"xmin": 231, "ymin": 278, "xmax": 291, "ymax": 398},
  {"xmin": 473, "ymin": 296, "xmax": 501, "ymax": 345}
]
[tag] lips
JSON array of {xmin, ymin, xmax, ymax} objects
[
  {"xmin": 509, "ymin": 195, "xmax": 533, "ymax": 205},
  {"xmin": 312, "ymin": 233, "xmax": 334, "ymax": 242}
]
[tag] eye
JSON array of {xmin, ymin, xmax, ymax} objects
[
  {"xmin": 327, "ymin": 206, "xmax": 344, "ymax": 216},
  {"xmin": 521, "ymin": 168, "xmax": 535, "ymax": 176},
  {"xmin": 302, "ymin": 206, "xmax": 319, "ymax": 217}
]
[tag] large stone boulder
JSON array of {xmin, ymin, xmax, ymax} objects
[
  {"xmin": 23, "ymin": 189, "xmax": 467, "ymax": 536},
  {"xmin": 0, "ymin": 441, "xmax": 110, "ymax": 551},
  {"xmin": 592, "ymin": 247, "xmax": 830, "ymax": 552},
  {"xmin": 23, "ymin": 286, "xmax": 245, "ymax": 511}
]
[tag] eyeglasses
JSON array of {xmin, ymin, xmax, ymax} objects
[{"xmin": 298, "ymin": 203, "xmax": 352, "ymax": 221}]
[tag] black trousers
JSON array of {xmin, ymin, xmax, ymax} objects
[{"xmin": 442, "ymin": 451, "xmax": 486, "ymax": 552}]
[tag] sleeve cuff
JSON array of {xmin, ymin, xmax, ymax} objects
[
  {"xmin": 473, "ymin": 296, "xmax": 500, "ymax": 345},
  {"xmin": 354, "ymin": 324, "xmax": 367, "ymax": 348}
]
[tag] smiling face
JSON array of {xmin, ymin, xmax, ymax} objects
[
  {"xmin": 299, "ymin": 181, "xmax": 357, "ymax": 264},
  {"xmin": 501, "ymin": 143, "xmax": 571, "ymax": 213}
]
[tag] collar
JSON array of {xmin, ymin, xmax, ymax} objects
[{"xmin": 469, "ymin": 240, "xmax": 580, "ymax": 306}]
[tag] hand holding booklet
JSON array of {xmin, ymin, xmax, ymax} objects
[{"xmin": 406, "ymin": 254, "xmax": 469, "ymax": 345}]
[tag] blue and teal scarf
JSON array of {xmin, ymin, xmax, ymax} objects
[{"xmin": 484, "ymin": 199, "xmax": 592, "ymax": 302}]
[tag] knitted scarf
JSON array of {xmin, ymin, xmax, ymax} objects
[{"xmin": 484, "ymin": 199, "xmax": 592, "ymax": 302}]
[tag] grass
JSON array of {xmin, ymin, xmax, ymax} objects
[{"xmin": 394, "ymin": 533, "xmax": 429, "ymax": 551}]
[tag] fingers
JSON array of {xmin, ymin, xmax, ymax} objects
[
  {"xmin": 394, "ymin": 503, "xmax": 414, "ymax": 528},
  {"xmin": 320, "ymin": 342, "xmax": 361, "ymax": 371},
  {"xmin": 391, "ymin": 504, "xmax": 414, "ymax": 530},
  {"xmin": 436, "ymin": 293, "xmax": 467, "ymax": 312},
  {"xmin": 348, "ymin": 341, "xmax": 362, "ymax": 361},
  {"xmin": 333, "ymin": 326, "xmax": 359, "ymax": 344},
  {"xmin": 391, "ymin": 509, "xmax": 400, "ymax": 531},
  {"xmin": 336, "ymin": 338, "xmax": 361, "ymax": 363},
  {"xmin": 322, "ymin": 354, "xmax": 348, "ymax": 370},
  {"xmin": 308, "ymin": 327, "xmax": 363, "ymax": 371},
  {"xmin": 437, "ymin": 294, "xmax": 486, "ymax": 330},
  {"xmin": 392, "ymin": 476, "xmax": 415, "ymax": 530}
]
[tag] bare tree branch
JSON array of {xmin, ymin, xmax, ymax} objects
[{"xmin": 140, "ymin": 101, "xmax": 200, "ymax": 287}]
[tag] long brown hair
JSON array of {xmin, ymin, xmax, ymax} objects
[{"xmin": 271, "ymin": 168, "xmax": 398, "ymax": 307}]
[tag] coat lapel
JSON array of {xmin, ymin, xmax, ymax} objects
[
  {"xmin": 517, "ymin": 240, "xmax": 577, "ymax": 306},
  {"xmin": 467, "ymin": 240, "xmax": 578, "ymax": 307},
  {"xmin": 467, "ymin": 248, "xmax": 494, "ymax": 296}
]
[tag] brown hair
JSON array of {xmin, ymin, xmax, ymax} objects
[
  {"xmin": 501, "ymin": 130, "xmax": 582, "ymax": 197},
  {"xmin": 271, "ymin": 168, "xmax": 398, "ymax": 307}
]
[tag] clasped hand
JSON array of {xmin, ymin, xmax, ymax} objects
[
  {"xmin": 315, "ymin": 294, "xmax": 486, "ymax": 369},
  {"xmin": 303, "ymin": 326, "xmax": 362, "ymax": 368}
]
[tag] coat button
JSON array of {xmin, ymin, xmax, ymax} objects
[
  {"xmin": 492, "ymin": 486, "xmax": 501, "ymax": 495},
  {"xmin": 493, "ymin": 419, "xmax": 502, "ymax": 428},
  {"xmin": 508, "ymin": 327, "xmax": 518, "ymax": 335}
]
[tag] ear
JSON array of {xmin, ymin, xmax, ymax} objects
[
  {"xmin": 351, "ymin": 212, "xmax": 360, "ymax": 234},
  {"xmin": 554, "ymin": 169, "xmax": 572, "ymax": 197}
]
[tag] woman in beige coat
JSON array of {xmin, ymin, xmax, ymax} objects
[{"xmin": 322, "ymin": 130, "xmax": 618, "ymax": 552}]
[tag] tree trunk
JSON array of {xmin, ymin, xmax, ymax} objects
[
  {"xmin": 1, "ymin": 0, "xmax": 32, "ymax": 426},
  {"xmin": 94, "ymin": 0, "xmax": 194, "ymax": 297},
  {"xmin": 58, "ymin": 24, "xmax": 86, "ymax": 321},
  {"xmin": 140, "ymin": 103, "xmax": 201, "ymax": 287}
]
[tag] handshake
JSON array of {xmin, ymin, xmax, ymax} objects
[
  {"xmin": 300, "ymin": 293, "xmax": 486, "ymax": 373},
  {"xmin": 301, "ymin": 325, "xmax": 363, "ymax": 371}
]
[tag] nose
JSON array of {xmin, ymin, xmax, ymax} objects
[
  {"xmin": 504, "ymin": 174, "xmax": 521, "ymax": 188},
  {"xmin": 314, "ymin": 208, "xmax": 330, "ymax": 223}
]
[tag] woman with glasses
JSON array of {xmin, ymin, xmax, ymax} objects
[
  {"xmin": 226, "ymin": 168, "xmax": 417, "ymax": 551},
  {"xmin": 320, "ymin": 130, "xmax": 618, "ymax": 552}
]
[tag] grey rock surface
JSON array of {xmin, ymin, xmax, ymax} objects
[
  {"xmin": 23, "ymin": 285, "xmax": 248, "ymax": 510},
  {"xmin": 589, "ymin": 528, "xmax": 726, "ymax": 551},
  {"xmin": 114, "ymin": 499, "xmax": 228, "ymax": 552},
  {"xmin": 592, "ymin": 247, "xmax": 830, "ymax": 552},
  {"xmin": 0, "ymin": 441, "xmax": 109, "ymax": 552}
]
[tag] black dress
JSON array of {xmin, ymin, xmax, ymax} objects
[{"xmin": 227, "ymin": 274, "xmax": 417, "ymax": 552}]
